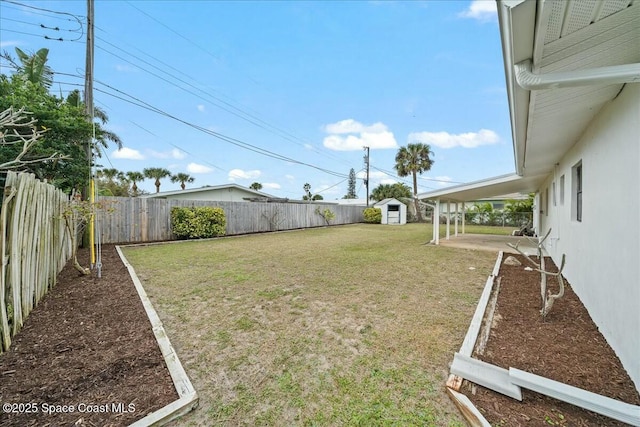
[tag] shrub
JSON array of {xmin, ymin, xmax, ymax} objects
[
  {"xmin": 171, "ymin": 206, "xmax": 226, "ymax": 239},
  {"xmin": 363, "ymin": 207, "xmax": 382, "ymax": 224},
  {"xmin": 315, "ymin": 207, "xmax": 336, "ymax": 225}
]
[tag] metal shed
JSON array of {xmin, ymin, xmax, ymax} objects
[{"xmin": 374, "ymin": 198, "xmax": 407, "ymax": 225}]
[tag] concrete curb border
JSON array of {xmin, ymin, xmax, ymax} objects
[{"xmin": 115, "ymin": 246, "xmax": 198, "ymax": 427}]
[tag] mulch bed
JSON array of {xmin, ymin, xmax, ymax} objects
[
  {"xmin": 0, "ymin": 245, "xmax": 177, "ymax": 427},
  {"xmin": 463, "ymin": 253, "xmax": 640, "ymax": 426}
]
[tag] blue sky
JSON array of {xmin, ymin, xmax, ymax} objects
[{"xmin": 0, "ymin": 0, "xmax": 514, "ymax": 199}]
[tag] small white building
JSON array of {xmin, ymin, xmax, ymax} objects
[{"xmin": 374, "ymin": 198, "xmax": 407, "ymax": 225}]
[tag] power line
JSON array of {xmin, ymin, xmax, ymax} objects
[
  {"xmin": 0, "ymin": 0, "xmax": 84, "ymax": 37},
  {"xmin": 92, "ymin": 80, "xmax": 349, "ymax": 179},
  {"xmin": 105, "ymin": 3, "xmax": 352, "ymax": 168},
  {"xmin": 91, "ymin": 35, "xmax": 353, "ymax": 169}
]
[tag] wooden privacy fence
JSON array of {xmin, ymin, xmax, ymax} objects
[
  {"xmin": 0, "ymin": 171, "xmax": 73, "ymax": 354},
  {"xmin": 97, "ymin": 197, "xmax": 366, "ymax": 244}
]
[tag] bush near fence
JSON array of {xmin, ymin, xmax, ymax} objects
[
  {"xmin": 0, "ymin": 171, "xmax": 73, "ymax": 354},
  {"xmin": 437, "ymin": 211, "xmax": 533, "ymax": 227},
  {"xmin": 97, "ymin": 197, "xmax": 366, "ymax": 244}
]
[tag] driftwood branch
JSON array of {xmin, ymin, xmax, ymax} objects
[
  {"xmin": 507, "ymin": 228, "xmax": 567, "ymax": 319},
  {"xmin": 0, "ymin": 107, "xmax": 68, "ymax": 171}
]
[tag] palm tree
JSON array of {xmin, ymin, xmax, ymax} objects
[
  {"xmin": 126, "ymin": 171, "xmax": 145, "ymax": 196},
  {"xmin": 66, "ymin": 89, "xmax": 123, "ymax": 152},
  {"xmin": 98, "ymin": 168, "xmax": 120, "ymax": 183},
  {"xmin": 249, "ymin": 182, "xmax": 263, "ymax": 191},
  {"xmin": 369, "ymin": 182, "xmax": 411, "ymax": 202},
  {"xmin": 143, "ymin": 167, "xmax": 172, "ymax": 193},
  {"xmin": 171, "ymin": 173, "xmax": 195, "ymax": 190},
  {"xmin": 13, "ymin": 47, "xmax": 53, "ymax": 88},
  {"xmin": 394, "ymin": 143, "xmax": 434, "ymax": 222}
]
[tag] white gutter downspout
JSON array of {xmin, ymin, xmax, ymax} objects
[{"xmin": 515, "ymin": 60, "xmax": 640, "ymax": 90}]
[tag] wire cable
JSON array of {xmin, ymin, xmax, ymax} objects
[{"xmin": 92, "ymin": 81, "xmax": 349, "ymax": 178}]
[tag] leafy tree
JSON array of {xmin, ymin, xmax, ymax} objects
[
  {"xmin": 125, "ymin": 171, "xmax": 145, "ymax": 196},
  {"xmin": 343, "ymin": 168, "xmax": 357, "ymax": 199},
  {"xmin": 144, "ymin": 167, "xmax": 172, "ymax": 193},
  {"xmin": 249, "ymin": 182, "xmax": 263, "ymax": 190},
  {"xmin": 0, "ymin": 48, "xmax": 123, "ymax": 193},
  {"xmin": 171, "ymin": 172, "xmax": 195, "ymax": 190},
  {"xmin": 369, "ymin": 182, "xmax": 412, "ymax": 202},
  {"xmin": 0, "ymin": 75, "xmax": 93, "ymax": 192},
  {"xmin": 394, "ymin": 143, "xmax": 434, "ymax": 221},
  {"xmin": 95, "ymin": 168, "xmax": 129, "ymax": 197},
  {"xmin": 65, "ymin": 89, "xmax": 122, "ymax": 155}
]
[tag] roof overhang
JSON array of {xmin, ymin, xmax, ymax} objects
[
  {"xmin": 498, "ymin": 0, "xmax": 640, "ymax": 177},
  {"xmin": 418, "ymin": 173, "xmax": 546, "ymax": 203}
]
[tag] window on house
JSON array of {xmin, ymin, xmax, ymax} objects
[
  {"xmin": 560, "ymin": 175, "xmax": 565, "ymax": 205},
  {"xmin": 545, "ymin": 187, "xmax": 549, "ymax": 216},
  {"xmin": 572, "ymin": 162, "xmax": 583, "ymax": 222}
]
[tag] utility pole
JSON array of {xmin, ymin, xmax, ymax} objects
[
  {"xmin": 84, "ymin": 0, "xmax": 95, "ymax": 196},
  {"xmin": 363, "ymin": 146, "xmax": 370, "ymax": 207}
]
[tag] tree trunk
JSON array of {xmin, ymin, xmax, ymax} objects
[
  {"xmin": 155, "ymin": 179, "xmax": 160, "ymax": 193},
  {"xmin": 413, "ymin": 172, "xmax": 422, "ymax": 222}
]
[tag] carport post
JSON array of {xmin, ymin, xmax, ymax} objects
[
  {"xmin": 446, "ymin": 201, "xmax": 450, "ymax": 240},
  {"xmin": 462, "ymin": 202, "xmax": 466, "ymax": 234},
  {"xmin": 434, "ymin": 199, "xmax": 440, "ymax": 245},
  {"xmin": 454, "ymin": 202, "xmax": 459, "ymax": 237}
]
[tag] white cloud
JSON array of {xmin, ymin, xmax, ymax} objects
[
  {"xmin": 459, "ymin": 0, "xmax": 497, "ymax": 22},
  {"xmin": 148, "ymin": 148, "xmax": 186, "ymax": 159},
  {"xmin": 197, "ymin": 104, "xmax": 205, "ymax": 112},
  {"xmin": 228, "ymin": 169, "xmax": 261, "ymax": 181},
  {"xmin": 112, "ymin": 147, "xmax": 144, "ymax": 160},
  {"xmin": 0, "ymin": 41, "xmax": 19, "ymax": 48},
  {"xmin": 408, "ymin": 129, "xmax": 499, "ymax": 149},
  {"xmin": 304, "ymin": 143, "xmax": 314, "ymax": 150},
  {"xmin": 187, "ymin": 163, "xmax": 213, "ymax": 174},
  {"xmin": 285, "ymin": 174, "xmax": 295, "ymax": 181},
  {"xmin": 323, "ymin": 119, "xmax": 388, "ymax": 134},
  {"xmin": 322, "ymin": 119, "xmax": 398, "ymax": 151},
  {"xmin": 262, "ymin": 182, "xmax": 281, "ymax": 190}
]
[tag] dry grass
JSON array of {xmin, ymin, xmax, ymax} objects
[{"xmin": 123, "ymin": 224, "xmax": 497, "ymax": 426}]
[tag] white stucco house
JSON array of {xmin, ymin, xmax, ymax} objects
[
  {"xmin": 142, "ymin": 184, "xmax": 275, "ymax": 201},
  {"xmin": 420, "ymin": 0, "xmax": 639, "ymax": 391},
  {"xmin": 374, "ymin": 198, "xmax": 407, "ymax": 225}
]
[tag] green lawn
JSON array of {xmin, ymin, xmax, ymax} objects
[{"xmin": 123, "ymin": 224, "xmax": 497, "ymax": 426}]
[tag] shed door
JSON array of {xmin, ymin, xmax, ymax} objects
[{"xmin": 387, "ymin": 204, "xmax": 400, "ymax": 224}]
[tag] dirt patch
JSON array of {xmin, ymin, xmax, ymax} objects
[
  {"xmin": 0, "ymin": 245, "xmax": 177, "ymax": 426},
  {"xmin": 462, "ymin": 253, "xmax": 640, "ymax": 426}
]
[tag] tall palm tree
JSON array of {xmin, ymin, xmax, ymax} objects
[
  {"xmin": 126, "ymin": 171, "xmax": 145, "ymax": 196},
  {"xmin": 394, "ymin": 143, "xmax": 434, "ymax": 222},
  {"xmin": 143, "ymin": 167, "xmax": 172, "ymax": 193},
  {"xmin": 13, "ymin": 47, "xmax": 53, "ymax": 88},
  {"xmin": 249, "ymin": 182, "xmax": 263, "ymax": 191},
  {"xmin": 171, "ymin": 173, "xmax": 195, "ymax": 190}
]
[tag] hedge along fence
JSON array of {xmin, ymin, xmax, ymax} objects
[
  {"xmin": 96, "ymin": 196, "xmax": 366, "ymax": 244},
  {"xmin": 0, "ymin": 171, "xmax": 73, "ymax": 353}
]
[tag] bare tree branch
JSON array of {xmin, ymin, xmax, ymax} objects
[{"xmin": 0, "ymin": 107, "xmax": 68, "ymax": 171}]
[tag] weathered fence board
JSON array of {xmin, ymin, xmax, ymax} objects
[
  {"xmin": 97, "ymin": 197, "xmax": 366, "ymax": 244},
  {"xmin": 0, "ymin": 171, "xmax": 73, "ymax": 353}
]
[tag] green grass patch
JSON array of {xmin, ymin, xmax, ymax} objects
[{"xmin": 123, "ymin": 224, "xmax": 496, "ymax": 426}]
